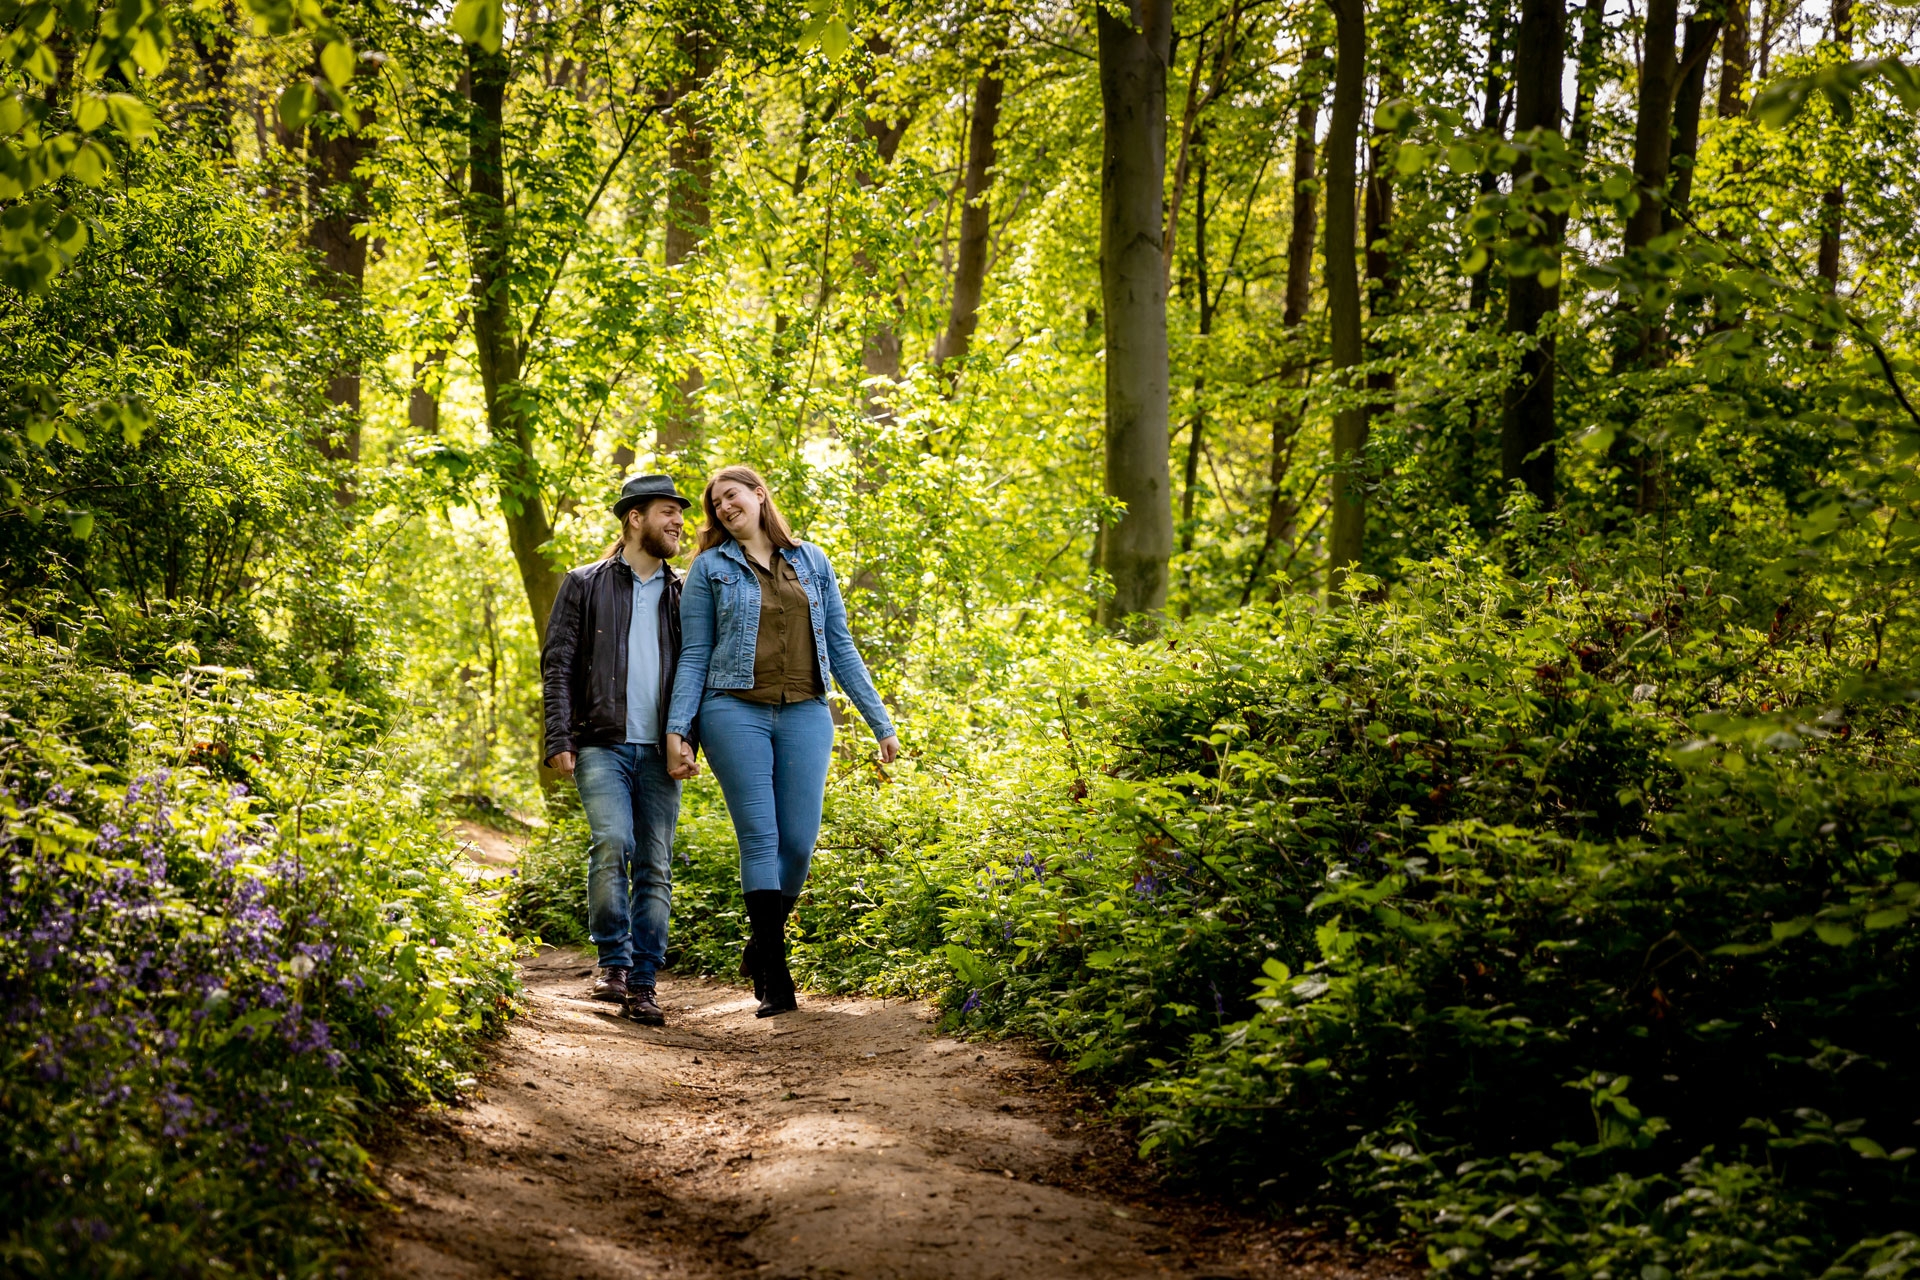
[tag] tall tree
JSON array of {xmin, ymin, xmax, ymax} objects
[
  {"xmin": 1242, "ymin": 53, "xmax": 1323, "ymax": 606},
  {"xmin": 1363, "ymin": 65, "xmax": 1400, "ymax": 457},
  {"xmin": 465, "ymin": 43, "xmax": 561, "ymax": 643},
  {"xmin": 1499, "ymin": 0, "xmax": 1566, "ymax": 507},
  {"xmin": 654, "ymin": 23, "xmax": 718, "ymax": 459},
  {"xmin": 1323, "ymin": 0, "xmax": 1367, "ymax": 592},
  {"xmin": 1717, "ymin": 0, "xmax": 1751, "ymax": 116},
  {"xmin": 1815, "ymin": 0, "xmax": 1852, "ymax": 296},
  {"xmin": 307, "ymin": 83, "xmax": 376, "ymax": 470},
  {"xmin": 1468, "ymin": 0, "xmax": 1508, "ymax": 321},
  {"xmin": 1625, "ymin": 0, "xmax": 1680, "ymax": 255},
  {"xmin": 1666, "ymin": 10, "xmax": 1724, "ymax": 222},
  {"xmin": 932, "ymin": 41, "xmax": 1006, "ymax": 376},
  {"xmin": 854, "ymin": 32, "xmax": 913, "ymax": 416},
  {"xmin": 1094, "ymin": 0, "xmax": 1174, "ymax": 625},
  {"xmin": 1568, "ymin": 0, "xmax": 1606, "ymax": 152}
]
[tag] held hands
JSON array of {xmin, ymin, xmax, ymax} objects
[{"xmin": 664, "ymin": 733, "xmax": 701, "ymax": 781}]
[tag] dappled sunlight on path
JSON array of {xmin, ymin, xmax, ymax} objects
[{"xmin": 363, "ymin": 948, "xmax": 1408, "ymax": 1280}]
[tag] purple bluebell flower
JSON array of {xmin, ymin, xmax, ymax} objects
[{"xmin": 961, "ymin": 990, "xmax": 982, "ymax": 1014}]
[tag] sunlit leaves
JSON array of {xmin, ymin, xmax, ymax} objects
[
  {"xmin": 1753, "ymin": 57, "xmax": 1920, "ymax": 129},
  {"xmin": 796, "ymin": 0, "xmax": 853, "ymax": 59},
  {"xmin": 450, "ymin": 0, "xmax": 505, "ymax": 53}
]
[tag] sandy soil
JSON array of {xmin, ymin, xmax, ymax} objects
[{"xmin": 362, "ymin": 947, "xmax": 1413, "ymax": 1280}]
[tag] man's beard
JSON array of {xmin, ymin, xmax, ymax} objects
[{"xmin": 639, "ymin": 525, "xmax": 679, "ymax": 560}]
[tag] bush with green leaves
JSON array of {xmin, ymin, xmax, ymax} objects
[
  {"xmin": 516, "ymin": 548, "xmax": 1919, "ymax": 1277},
  {"xmin": 0, "ymin": 620, "xmax": 519, "ymax": 1276}
]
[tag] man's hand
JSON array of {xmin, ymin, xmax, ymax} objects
[
  {"xmin": 549, "ymin": 751, "xmax": 576, "ymax": 776},
  {"xmin": 876, "ymin": 735, "xmax": 901, "ymax": 766},
  {"xmin": 665, "ymin": 734, "xmax": 700, "ymax": 781}
]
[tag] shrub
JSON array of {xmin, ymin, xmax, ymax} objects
[{"xmin": 0, "ymin": 621, "xmax": 519, "ymax": 1276}]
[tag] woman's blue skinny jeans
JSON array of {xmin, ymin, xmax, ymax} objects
[{"xmin": 697, "ymin": 693, "xmax": 834, "ymax": 895}]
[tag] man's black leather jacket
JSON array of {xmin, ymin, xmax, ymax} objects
[{"xmin": 540, "ymin": 554, "xmax": 687, "ymax": 766}]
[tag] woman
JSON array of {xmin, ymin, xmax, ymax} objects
[{"xmin": 665, "ymin": 465, "xmax": 901, "ymax": 1018}]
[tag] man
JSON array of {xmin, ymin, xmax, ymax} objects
[{"xmin": 541, "ymin": 474, "xmax": 702, "ymax": 1026}]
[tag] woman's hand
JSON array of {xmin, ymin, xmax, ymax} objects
[
  {"xmin": 665, "ymin": 733, "xmax": 700, "ymax": 780},
  {"xmin": 876, "ymin": 735, "xmax": 901, "ymax": 766}
]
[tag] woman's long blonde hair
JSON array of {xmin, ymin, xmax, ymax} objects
[{"xmin": 696, "ymin": 465, "xmax": 801, "ymax": 555}]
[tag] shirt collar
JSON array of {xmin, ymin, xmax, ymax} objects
[{"xmin": 618, "ymin": 548, "xmax": 664, "ymax": 585}]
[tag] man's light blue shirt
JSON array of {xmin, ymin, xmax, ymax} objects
[{"xmin": 623, "ymin": 553, "xmax": 665, "ymax": 745}]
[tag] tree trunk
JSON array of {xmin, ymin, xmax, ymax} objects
[
  {"xmin": 1363, "ymin": 69, "xmax": 1399, "ymax": 440},
  {"xmin": 467, "ymin": 44, "xmax": 561, "ymax": 644},
  {"xmin": 933, "ymin": 52, "xmax": 1005, "ymax": 374},
  {"xmin": 1178, "ymin": 130, "xmax": 1212, "ymax": 613},
  {"xmin": 1468, "ymin": 0, "xmax": 1508, "ymax": 321},
  {"xmin": 409, "ymin": 352, "xmax": 443, "ymax": 434},
  {"xmin": 1815, "ymin": 0, "xmax": 1851, "ymax": 300},
  {"xmin": 1626, "ymin": 0, "xmax": 1679, "ymax": 252},
  {"xmin": 1666, "ymin": 12, "xmax": 1723, "ymax": 224},
  {"xmin": 1242, "ymin": 61, "xmax": 1322, "ymax": 606},
  {"xmin": 657, "ymin": 25, "xmax": 717, "ymax": 458},
  {"xmin": 854, "ymin": 35, "xmax": 912, "ymax": 420},
  {"xmin": 1323, "ymin": 0, "xmax": 1367, "ymax": 595},
  {"xmin": 1499, "ymin": 0, "xmax": 1566, "ymax": 508},
  {"xmin": 1717, "ymin": 0, "xmax": 1750, "ymax": 116},
  {"xmin": 1094, "ymin": 0, "xmax": 1174, "ymax": 627},
  {"xmin": 1569, "ymin": 0, "xmax": 1605, "ymax": 152},
  {"xmin": 307, "ymin": 96, "xmax": 375, "ymax": 472}
]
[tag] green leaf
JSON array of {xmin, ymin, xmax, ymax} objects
[
  {"xmin": 450, "ymin": 0, "xmax": 504, "ymax": 53},
  {"xmin": 319, "ymin": 37, "xmax": 355, "ymax": 89},
  {"xmin": 1813, "ymin": 920, "xmax": 1857, "ymax": 947},
  {"xmin": 1392, "ymin": 143, "xmax": 1429, "ymax": 177},
  {"xmin": 68, "ymin": 140, "xmax": 111, "ymax": 186},
  {"xmin": 1752, "ymin": 77, "xmax": 1812, "ymax": 128},
  {"xmin": 1084, "ymin": 948, "xmax": 1118, "ymax": 970},
  {"xmin": 945, "ymin": 942, "xmax": 988, "ymax": 985},
  {"xmin": 278, "ymin": 81, "xmax": 319, "ymax": 132},
  {"xmin": 820, "ymin": 18, "xmax": 851, "ymax": 59},
  {"xmin": 106, "ymin": 94, "xmax": 157, "ymax": 144},
  {"xmin": 1862, "ymin": 906, "xmax": 1908, "ymax": 930},
  {"xmin": 75, "ymin": 95, "xmax": 108, "ymax": 132},
  {"xmin": 65, "ymin": 509, "xmax": 94, "ymax": 540}
]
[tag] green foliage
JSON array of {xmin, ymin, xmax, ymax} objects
[
  {"xmin": 514, "ymin": 550, "xmax": 1919, "ymax": 1277},
  {"xmin": 0, "ymin": 619, "xmax": 519, "ymax": 1276}
]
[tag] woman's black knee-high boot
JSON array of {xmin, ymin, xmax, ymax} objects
[
  {"xmin": 740, "ymin": 896, "xmax": 798, "ymax": 1001},
  {"xmin": 745, "ymin": 891, "xmax": 797, "ymax": 1017},
  {"xmin": 739, "ymin": 936, "xmax": 762, "ymax": 1002}
]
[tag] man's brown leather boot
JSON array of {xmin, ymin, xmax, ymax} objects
[
  {"xmin": 591, "ymin": 966, "xmax": 629, "ymax": 1003},
  {"xmin": 626, "ymin": 983, "xmax": 665, "ymax": 1026}
]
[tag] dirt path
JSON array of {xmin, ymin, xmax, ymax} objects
[{"xmin": 365, "ymin": 947, "xmax": 1409, "ymax": 1280}]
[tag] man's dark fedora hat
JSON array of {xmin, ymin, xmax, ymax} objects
[{"xmin": 613, "ymin": 473, "xmax": 693, "ymax": 519}]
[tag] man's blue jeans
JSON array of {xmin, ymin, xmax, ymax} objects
[
  {"xmin": 697, "ymin": 694, "xmax": 834, "ymax": 894},
  {"xmin": 575, "ymin": 743, "xmax": 679, "ymax": 981}
]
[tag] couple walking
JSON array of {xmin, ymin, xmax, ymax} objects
[{"xmin": 540, "ymin": 466, "xmax": 899, "ymax": 1025}]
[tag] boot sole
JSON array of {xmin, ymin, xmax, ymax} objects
[
  {"xmin": 590, "ymin": 989, "xmax": 628, "ymax": 1004},
  {"xmin": 627, "ymin": 1008, "xmax": 666, "ymax": 1026}
]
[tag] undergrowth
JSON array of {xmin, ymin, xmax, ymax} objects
[
  {"xmin": 0, "ymin": 620, "xmax": 520, "ymax": 1276},
  {"xmin": 515, "ymin": 549, "xmax": 1920, "ymax": 1276}
]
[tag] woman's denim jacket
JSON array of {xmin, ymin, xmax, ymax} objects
[{"xmin": 666, "ymin": 539, "xmax": 895, "ymax": 743}]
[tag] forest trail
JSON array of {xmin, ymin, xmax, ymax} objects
[{"xmin": 364, "ymin": 946, "xmax": 1407, "ymax": 1280}]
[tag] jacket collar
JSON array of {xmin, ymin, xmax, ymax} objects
[
  {"xmin": 604, "ymin": 548, "xmax": 681, "ymax": 585},
  {"xmin": 712, "ymin": 538, "xmax": 800, "ymax": 571}
]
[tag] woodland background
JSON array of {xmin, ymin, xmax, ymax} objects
[{"xmin": 2, "ymin": 0, "xmax": 1917, "ymax": 1272}]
